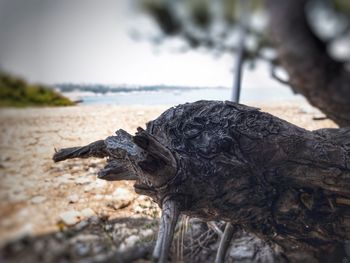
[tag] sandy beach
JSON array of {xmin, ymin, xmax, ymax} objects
[{"xmin": 0, "ymin": 102, "xmax": 338, "ymax": 262}]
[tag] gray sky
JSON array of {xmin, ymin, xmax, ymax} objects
[{"xmin": 0, "ymin": 0, "xmax": 282, "ymax": 88}]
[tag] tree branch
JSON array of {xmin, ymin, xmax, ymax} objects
[{"xmin": 265, "ymin": 0, "xmax": 350, "ymax": 127}]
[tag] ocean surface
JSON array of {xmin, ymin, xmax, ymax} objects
[{"xmin": 61, "ymin": 85, "xmax": 305, "ymax": 106}]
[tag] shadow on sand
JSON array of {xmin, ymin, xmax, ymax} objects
[{"xmin": 0, "ymin": 216, "xmax": 158, "ymax": 263}]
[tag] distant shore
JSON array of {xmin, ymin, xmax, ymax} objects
[{"xmin": 60, "ymin": 85, "xmax": 306, "ymax": 106}]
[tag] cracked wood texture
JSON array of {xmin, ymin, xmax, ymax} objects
[
  {"xmin": 146, "ymin": 101, "xmax": 350, "ymax": 247},
  {"xmin": 54, "ymin": 100, "xmax": 350, "ymax": 262},
  {"xmin": 265, "ymin": 0, "xmax": 350, "ymax": 127}
]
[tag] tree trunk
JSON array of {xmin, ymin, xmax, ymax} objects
[
  {"xmin": 265, "ymin": 0, "xmax": 350, "ymax": 127},
  {"xmin": 53, "ymin": 101, "xmax": 350, "ymax": 262}
]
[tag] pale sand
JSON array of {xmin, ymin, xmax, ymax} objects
[{"xmin": 0, "ymin": 103, "xmax": 337, "ymax": 246}]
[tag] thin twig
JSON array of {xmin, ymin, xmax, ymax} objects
[{"xmin": 215, "ymin": 223, "xmax": 235, "ymax": 263}]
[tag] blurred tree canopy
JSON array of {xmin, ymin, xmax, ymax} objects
[
  {"xmin": 0, "ymin": 72, "xmax": 74, "ymax": 107},
  {"xmin": 138, "ymin": 0, "xmax": 350, "ymax": 127}
]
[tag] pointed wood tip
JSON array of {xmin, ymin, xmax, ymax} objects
[{"xmin": 52, "ymin": 140, "xmax": 108, "ymax": 162}]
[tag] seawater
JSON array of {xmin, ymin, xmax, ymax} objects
[{"xmin": 66, "ymin": 86, "xmax": 305, "ymax": 106}]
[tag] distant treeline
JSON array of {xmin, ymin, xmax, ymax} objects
[
  {"xmin": 0, "ymin": 72, "xmax": 74, "ymax": 107},
  {"xmin": 55, "ymin": 83, "xmax": 223, "ymax": 94}
]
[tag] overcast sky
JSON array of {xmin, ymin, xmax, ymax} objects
[{"xmin": 0, "ymin": 0, "xmax": 283, "ymax": 88}]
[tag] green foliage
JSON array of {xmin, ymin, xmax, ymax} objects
[
  {"xmin": 139, "ymin": 0, "xmax": 267, "ymax": 51},
  {"xmin": 332, "ymin": 0, "xmax": 350, "ymax": 15},
  {"xmin": 140, "ymin": 0, "xmax": 181, "ymax": 35},
  {"xmin": 186, "ymin": 0, "xmax": 212, "ymax": 30},
  {"xmin": 140, "ymin": 0, "xmax": 348, "ymax": 60},
  {"xmin": 0, "ymin": 72, "xmax": 74, "ymax": 107}
]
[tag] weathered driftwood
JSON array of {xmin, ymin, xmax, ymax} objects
[{"xmin": 53, "ymin": 100, "xmax": 350, "ymax": 262}]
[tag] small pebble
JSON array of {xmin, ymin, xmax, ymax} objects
[
  {"xmin": 88, "ymin": 216, "xmax": 100, "ymax": 224},
  {"xmin": 140, "ymin": 229, "xmax": 154, "ymax": 238},
  {"xmin": 112, "ymin": 188, "xmax": 133, "ymax": 199},
  {"xmin": 74, "ymin": 220, "xmax": 89, "ymax": 231},
  {"xmin": 31, "ymin": 195, "xmax": 47, "ymax": 204},
  {"xmin": 104, "ymin": 224, "xmax": 112, "ymax": 231},
  {"xmin": 80, "ymin": 208, "xmax": 95, "ymax": 218},
  {"xmin": 94, "ymin": 194, "xmax": 104, "ymax": 200},
  {"xmin": 68, "ymin": 194, "xmax": 79, "ymax": 203},
  {"xmin": 56, "ymin": 174, "xmax": 73, "ymax": 184},
  {"xmin": 75, "ymin": 177, "xmax": 91, "ymax": 185},
  {"xmin": 88, "ymin": 167, "xmax": 97, "ymax": 173},
  {"xmin": 119, "ymin": 235, "xmax": 139, "ymax": 252},
  {"xmin": 59, "ymin": 210, "xmax": 81, "ymax": 226},
  {"xmin": 75, "ymin": 242, "xmax": 90, "ymax": 256}
]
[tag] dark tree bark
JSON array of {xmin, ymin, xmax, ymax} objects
[
  {"xmin": 265, "ymin": 0, "xmax": 350, "ymax": 127},
  {"xmin": 53, "ymin": 101, "xmax": 350, "ymax": 262}
]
